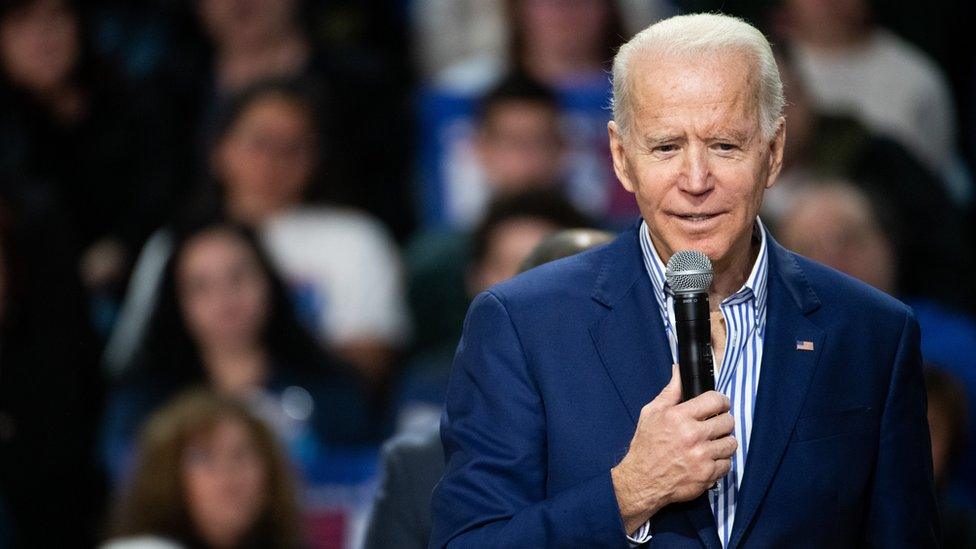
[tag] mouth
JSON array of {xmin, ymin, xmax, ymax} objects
[{"xmin": 669, "ymin": 212, "xmax": 724, "ymax": 224}]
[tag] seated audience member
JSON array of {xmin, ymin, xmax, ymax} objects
[
  {"xmin": 406, "ymin": 76, "xmax": 577, "ymax": 365},
  {"xmin": 104, "ymin": 389, "xmax": 303, "ymax": 549},
  {"xmin": 926, "ymin": 367, "xmax": 976, "ymax": 546},
  {"xmin": 475, "ymin": 75, "xmax": 566, "ymax": 203},
  {"xmin": 418, "ymin": 72, "xmax": 569, "ymax": 228},
  {"xmin": 101, "ymin": 221, "xmax": 374, "ymax": 482},
  {"xmin": 0, "ymin": 0, "xmax": 179, "ymax": 326},
  {"xmin": 766, "ymin": 48, "xmax": 971, "ymax": 308},
  {"xmin": 418, "ymin": 0, "xmax": 635, "ymax": 230},
  {"xmin": 778, "ymin": 181, "xmax": 976, "ymax": 505},
  {"xmin": 146, "ymin": 0, "xmax": 413, "ymax": 237},
  {"xmin": 397, "ymin": 189, "xmax": 593, "ymax": 432},
  {"xmin": 364, "ymin": 227, "xmax": 614, "ymax": 549},
  {"xmin": 773, "ymin": 0, "xmax": 971, "ymax": 203},
  {"xmin": 105, "ymin": 80, "xmax": 409, "ymax": 389}
]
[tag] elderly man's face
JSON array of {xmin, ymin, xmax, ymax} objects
[{"xmin": 609, "ymin": 50, "xmax": 784, "ymax": 268}]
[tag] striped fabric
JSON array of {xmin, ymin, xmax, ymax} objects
[{"xmin": 634, "ymin": 219, "xmax": 769, "ymax": 547}]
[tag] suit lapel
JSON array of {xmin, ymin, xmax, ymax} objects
[
  {"xmin": 728, "ymin": 240, "xmax": 824, "ymax": 549},
  {"xmin": 589, "ymin": 270, "xmax": 671, "ymax": 425},
  {"xmin": 589, "ymin": 225, "xmax": 721, "ymax": 549}
]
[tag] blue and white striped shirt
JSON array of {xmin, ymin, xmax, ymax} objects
[{"xmin": 633, "ymin": 219, "xmax": 769, "ymax": 547}]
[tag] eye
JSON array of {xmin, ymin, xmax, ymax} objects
[
  {"xmin": 655, "ymin": 144, "xmax": 677, "ymax": 153},
  {"xmin": 713, "ymin": 142, "xmax": 738, "ymax": 152}
]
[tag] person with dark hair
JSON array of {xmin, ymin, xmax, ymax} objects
[
  {"xmin": 100, "ymin": 220, "xmax": 375, "ymax": 483},
  {"xmin": 365, "ymin": 227, "xmax": 612, "ymax": 549},
  {"xmin": 135, "ymin": 0, "xmax": 413, "ymax": 239},
  {"xmin": 406, "ymin": 74, "xmax": 582, "ymax": 375},
  {"xmin": 765, "ymin": 47, "xmax": 974, "ymax": 311},
  {"xmin": 771, "ymin": 0, "xmax": 969, "ymax": 200},
  {"xmin": 477, "ymin": 70, "xmax": 559, "ymax": 117},
  {"xmin": 502, "ymin": 0, "xmax": 625, "ymax": 85},
  {"xmin": 418, "ymin": 71, "xmax": 570, "ymax": 228},
  {"xmin": 397, "ymin": 189, "xmax": 592, "ymax": 433},
  {"xmin": 0, "ymin": 0, "xmax": 180, "ymax": 322},
  {"xmin": 467, "ymin": 188, "xmax": 594, "ymax": 293},
  {"xmin": 470, "ymin": 73, "xmax": 564, "ymax": 200},
  {"xmin": 104, "ymin": 389, "xmax": 303, "ymax": 549},
  {"xmin": 418, "ymin": 0, "xmax": 635, "ymax": 230},
  {"xmin": 105, "ymin": 80, "xmax": 410, "ymax": 393}
]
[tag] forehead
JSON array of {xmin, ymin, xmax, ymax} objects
[
  {"xmin": 628, "ymin": 49, "xmax": 760, "ymax": 136},
  {"xmin": 179, "ymin": 230, "xmax": 252, "ymax": 271},
  {"xmin": 186, "ymin": 416, "xmax": 254, "ymax": 450},
  {"xmin": 484, "ymin": 99, "xmax": 558, "ymax": 127}
]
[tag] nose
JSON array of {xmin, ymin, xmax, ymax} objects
[{"xmin": 676, "ymin": 144, "xmax": 713, "ymax": 196}]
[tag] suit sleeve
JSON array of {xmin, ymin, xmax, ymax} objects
[
  {"xmin": 429, "ymin": 291, "xmax": 631, "ymax": 548},
  {"xmin": 864, "ymin": 309, "xmax": 941, "ymax": 547}
]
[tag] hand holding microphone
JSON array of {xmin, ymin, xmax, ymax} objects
[
  {"xmin": 667, "ymin": 250, "xmax": 729, "ymax": 492},
  {"xmin": 610, "ymin": 250, "xmax": 735, "ymax": 531}
]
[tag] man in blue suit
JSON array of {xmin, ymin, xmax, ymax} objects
[{"xmin": 429, "ymin": 13, "xmax": 939, "ymax": 548}]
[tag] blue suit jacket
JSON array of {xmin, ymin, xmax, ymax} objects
[{"xmin": 430, "ymin": 225, "xmax": 939, "ymax": 548}]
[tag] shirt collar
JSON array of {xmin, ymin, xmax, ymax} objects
[{"xmin": 639, "ymin": 218, "xmax": 769, "ymax": 327}]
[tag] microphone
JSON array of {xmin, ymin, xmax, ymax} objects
[{"xmin": 665, "ymin": 250, "xmax": 716, "ymax": 402}]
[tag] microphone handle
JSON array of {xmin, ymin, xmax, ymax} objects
[
  {"xmin": 673, "ymin": 291, "xmax": 719, "ymax": 491},
  {"xmin": 673, "ymin": 291, "xmax": 715, "ymax": 402}
]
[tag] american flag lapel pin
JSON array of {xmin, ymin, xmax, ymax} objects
[{"xmin": 796, "ymin": 340, "xmax": 815, "ymax": 351}]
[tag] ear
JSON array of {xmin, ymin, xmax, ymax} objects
[
  {"xmin": 764, "ymin": 117, "xmax": 787, "ymax": 190},
  {"xmin": 608, "ymin": 121, "xmax": 636, "ymax": 193}
]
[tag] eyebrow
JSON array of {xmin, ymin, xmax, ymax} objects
[
  {"xmin": 712, "ymin": 128, "xmax": 750, "ymax": 143},
  {"xmin": 643, "ymin": 133, "xmax": 682, "ymax": 147},
  {"xmin": 640, "ymin": 124, "xmax": 755, "ymax": 149}
]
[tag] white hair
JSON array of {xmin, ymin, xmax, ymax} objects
[{"xmin": 611, "ymin": 13, "xmax": 785, "ymax": 141}]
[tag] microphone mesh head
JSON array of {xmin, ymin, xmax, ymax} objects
[{"xmin": 666, "ymin": 250, "xmax": 713, "ymax": 292}]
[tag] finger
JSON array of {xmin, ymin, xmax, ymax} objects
[
  {"xmin": 679, "ymin": 390, "xmax": 730, "ymax": 420},
  {"xmin": 651, "ymin": 363, "xmax": 683, "ymax": 407},
  {"xmin": 702, "ymin": 412, "xmax": 735, "ymax": 440},
  {"xmin": 704, "ymin": 435, "xmax": 738, "ymax": 460},
  {"xmin": 712, "ymin": 458, "xmax": 732, "ymax": 481}
]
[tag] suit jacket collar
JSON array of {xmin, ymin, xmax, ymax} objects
[
  {"xmin": 589, "ymin": 222, "xmax": 826, "ymax": 549},
  {"xmin": 590, "ymin": 221, "xmax": 646, "ymax": 310},
  {"xmin": 591, "ymin": 221, "xmax": 817, "ymax": 315}
]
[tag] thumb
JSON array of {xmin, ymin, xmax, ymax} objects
[{"xmin": 653, "ymin": 363, "xmax": 683, "ymax": 406}]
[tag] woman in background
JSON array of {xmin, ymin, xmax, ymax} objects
[
  {"xmin": 105, "ymin": 80, "xmax": 409, "ymax": 395},
  {"xmin": 105, "ymin": 389, "xmax": 303, "ymax": 549},
  {"xmin": 101, "ymin": 220, "xmax": 374, "ymax": 482}
]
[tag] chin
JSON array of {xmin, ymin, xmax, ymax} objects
[{"xmin": 668, "ymin": 234, "xmax": 725, "ymax": 259}]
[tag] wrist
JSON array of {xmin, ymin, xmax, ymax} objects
[{"xmin": 611, "ymin": 460, "xmax": 669, "ymax": 533}]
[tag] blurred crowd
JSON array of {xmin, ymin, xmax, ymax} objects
[{"xmin": 0, "ymin": 0, "xmax": 973, "ymax": 547}]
